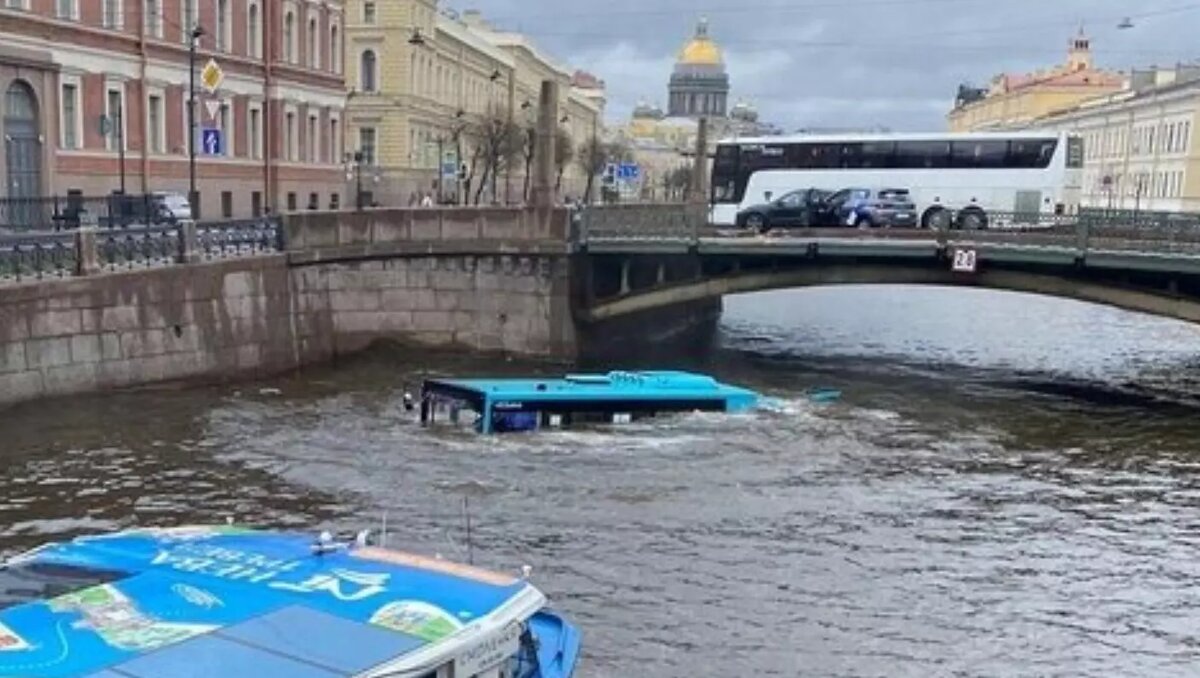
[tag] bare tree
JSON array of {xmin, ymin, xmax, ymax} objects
[
  {"xmin": 470, "ymin": 104, "xmax": 522, "ymax": 205},
  {"xmin": 520, "ymin": 123, "xmax": 536, "ymax": 204}
]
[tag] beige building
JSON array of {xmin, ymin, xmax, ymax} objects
[
  {"xmin": 948, "ymin": 32, "xmax": 1124, "ymax": 133},
  {"xmin": 343, "ymin": 1, "xmax": 603, "ymax": 205},
  {"xmin": 1032, "ymin": 67, "xmax": 1200, "ymax": 212}
]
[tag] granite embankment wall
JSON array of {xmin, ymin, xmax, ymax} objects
[
  {"xmin": 0, "ymin": 207, "xmax": 576, "ymax": 407},
  {"xmin": 0, "ymin": 256, "xmax": 312, "ymax": 407}
]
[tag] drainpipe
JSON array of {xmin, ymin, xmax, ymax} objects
[{"xmin": 138, "ymin": 1, "xmax": 149, "ymax": 193}]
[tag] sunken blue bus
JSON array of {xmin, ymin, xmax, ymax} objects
[{"xmin": 420, "ymin": 371, "xmax": 760, "ymax": 434}]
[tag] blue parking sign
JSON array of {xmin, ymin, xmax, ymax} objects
[
  {"xmin": 201, "ymin": 128, "xmax": 222, "ymax": 155},
  {"xmin": 617, "ymin": 163, "xmax": 640, "ymax": 181}
]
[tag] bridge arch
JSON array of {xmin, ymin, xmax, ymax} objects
[{"xmin": 581, "ymin": 260, "xmax": 1200, "ymax": 326}]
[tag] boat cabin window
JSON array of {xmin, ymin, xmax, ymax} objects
[{"xmin": 0, "ymin": 561, "xmax": 131, "ymax": 611}]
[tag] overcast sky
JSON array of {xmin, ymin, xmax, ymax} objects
[{"xmin": 456, "ymin": 0, "xmax": 1200, "ymax": 131}]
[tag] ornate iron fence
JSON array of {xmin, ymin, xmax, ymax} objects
[
  {"xmin": 197, "ymin": 218, "xmax": 284, "ymax": 259},
  {"xmin": 97, "ymin": 225, "xmax": 183, "ymax": 270},
  {"xmin": 0, "ymin": 232, "xmax": 78, "ymax": 282}
]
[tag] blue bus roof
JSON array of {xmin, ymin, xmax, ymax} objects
[
  {"xmin": 0, "ymin": 526, "xmax": 556, "ymax": 678},
  {"xmin": 425, "ymin": 371, "xmax": 759, "ymax": 408}
]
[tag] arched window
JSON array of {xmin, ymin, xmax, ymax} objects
[
  {"xmin": 283, "ymin": 10, "xmax": 295, "ymax": 63},
  {"xmin": 330, "ymin": 24, "xmax": 340, "ymax": 73},
  {"xmin": 247, "ymin": 2, "xmax": 261, "ymax": 58},
  {"xmin": 360, "ymin": 50, "xmax": 377, "ymax": 93}
]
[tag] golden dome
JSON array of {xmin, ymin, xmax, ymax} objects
[{"xmin": 677, "ymin": 18, "xmax": 723, "ymax": 66}]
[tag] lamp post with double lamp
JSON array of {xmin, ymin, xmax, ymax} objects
[{"xmin": 188, "ymin": 24, "xmax": 205, "ymax": 214}]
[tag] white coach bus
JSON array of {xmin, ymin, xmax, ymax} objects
[{"xmin": 710, "ymin": 131, "xmax": 1084, "ymax": 229}]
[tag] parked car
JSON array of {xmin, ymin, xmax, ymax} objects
[
  {"xmin": 736, "ymin": 188, "xmax": 832, "ymax": 232},
  {"xmin": 823, "ymin": 188, "xmax": 917, "ymax": 228},
  {"xmin": 106, "ymin": 192, "xmax": 194, "ymax": 228}
]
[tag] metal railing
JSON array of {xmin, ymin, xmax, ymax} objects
[
  {"xmin": 574, "ymin": 204, "xmax": 1200, "ymax": 258},
  {"xmin": 0, "ymin": 231, "xmax": 78, "ymax": 283},
  {"xmin": 0, "ymin": 217, "xmax": 284, "ymax": 286}
]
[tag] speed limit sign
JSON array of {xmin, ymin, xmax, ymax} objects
[{"xmin": 951, "ymin": 248, "xmax": 977, "ymax": 273}]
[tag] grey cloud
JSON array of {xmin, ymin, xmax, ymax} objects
[{"xmin": 457, "ymin": 0, "xmax": 1200, "ymax": 130}]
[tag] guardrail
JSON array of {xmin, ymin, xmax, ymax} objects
[
  {"xmin": 0, "ymin": 217, "xmax": 284, "ymax": 286},
  {"xmin": 573, "ymin": 205, "xmax": 1200, "ymax": 257}
]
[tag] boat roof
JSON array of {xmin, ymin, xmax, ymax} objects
[
  {"xmin": 0, "ymin": 526, "xmax": 544, "ymax": 678},
  {"xmin": 425, "ymin": 370, "xmax": 759, "ymax": 404}
]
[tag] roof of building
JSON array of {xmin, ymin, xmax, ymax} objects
[{"xmin": 994, "ymin": 67, "xmax": 1123, "ymax": 93}]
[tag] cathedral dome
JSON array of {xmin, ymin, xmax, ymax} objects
[
  {"xmin": 673, "ymin": 18, "xmax": 725, "ymax": 79},
  {"xmin": 677, "ymin": 18, "xmax": 723, "ymax": 67}
]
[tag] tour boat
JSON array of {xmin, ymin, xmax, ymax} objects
[
  {"xmin": 0, "ymin": 525, "xmax": 580, "ymax": 678},
  {"xmin": 419, "ymin": 370, "xmax": 760, "ymax": 433}
]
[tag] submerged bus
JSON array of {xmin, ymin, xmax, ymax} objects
[{"xmin": 710, "ymin": 131, "xmax": 1085, "ymax": 229}]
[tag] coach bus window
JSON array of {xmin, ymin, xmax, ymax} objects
[
  {"xmin": 951, "ymin": 140, "xmax": 1007, "ymax": 168},
  {"xmin": 895, "ymin": 141, "xmax": 951, "ymax": 168},
  {"xmin": 1008, "ymin": 139, "xmax": 1058, "ymax": 168}
]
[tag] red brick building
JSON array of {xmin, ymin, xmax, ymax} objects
[{"xmin": 0, "ymin": 0, "xmax": 347, "ymax": 218}]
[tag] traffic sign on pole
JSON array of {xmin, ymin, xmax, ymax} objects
[
  {"xmin": 201, "ymin": 128, "xmax": 222, "ymax": 155},
  {"xmin": 200, "ymin": 59, "xmax": 224, "ymax": 94}
]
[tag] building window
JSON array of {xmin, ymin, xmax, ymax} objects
[
  {"xmin": 307, "ymin": 15, "xmax": 318, "ymax": 68},
  {"xmin": 330, "ymin": 24, "xmax": 341, "ymax": 73},
  {"xmin": 147, "ymin": 93, "xmax": 164, "ymax": 153},
  {"xmin": 217, "ymin": 102, "xmax": 231, "ymax": 157},
  {"xmin": 221, "ymin": 191, "xmax": 233, "ymax": 218},
  {"xmin": 56, "ymin": 0, "xmax": 77, "ymax": 20},
  {"xmin": 330, "ymin": 193, "xmax": 340, "ymax": 210},
  {"xmin": 181, "ymin": 0, "xmax": 198, "ymax": 43},
  {"xmin": 308, "ymin": 192, "xmax": 318, "ymax": 210},
  {"xmin": 251, "ymin": 191, "xmax": 262, "ymax": 216},
  {"xmin": 216, "ymin": 0, "xmax": 231, "ymax": 51},
  {"xmin": 330, "ymin": 117, "xmax": 341, "ymax": 163},
  {"xmin": 287, "ymin": 192, "xmax": 297, "ymax": 211},
  {"xmin": 60, "ymin": 81, "xmax": 80, "ymax": 150},
  {"xmin": 360, "ymin": 50, "xmax": 377, "ymax": 93},
  {"xmin": 363, "ymin": 1, "xmax": 376, "ymax": 23},
  {"xmin": 102, "ymin": 0, "xmax": 122, "ymax": 28},
  {"xmin": 285, "ymin": 111, "xmax": 297, "ymax": 161},
  {"xmin": 358, "ymin": 127, "xmax": 376, "ymax": 165},
  {"xmin": 4, "ymin": 0, "xmax": 30, "ymax": 9},
  {"xmin": 307, "ymin": 114, "xmax": 318, "ymax": 163},
  {"xmin": 105, "ymin": 86, "xmax": 125, "ymax": 152},
  {"xmin": 247, "ymin": 2, "xmax": 262, "ymax": 58},
  {"xmin": 144, "ymin": 0, "xmax": 162, "ymax": 37},
  {"xmin": 248, "ymin": 105, "xmax": 262, "ymax": 159},
  {"xmin": 284, "ymin": 10, "xmax": 296, "ymax": 63}
]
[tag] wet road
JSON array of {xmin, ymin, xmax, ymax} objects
[{"xmin": 4, "ymin": 286, "xmax": 1200, "ymax": 676}]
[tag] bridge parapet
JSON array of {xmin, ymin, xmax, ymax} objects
[
  {"xmin": 575, "ymin": 204, "xmax": 1200, "ymax": 258},
  {"xmin": 575, "ymin": 203, "xmax": 707, "ymax": 246}
]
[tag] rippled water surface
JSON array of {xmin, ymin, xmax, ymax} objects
[{"xmin": 5, "ymin": 285, "xmax": 1200, "ymax": 677}]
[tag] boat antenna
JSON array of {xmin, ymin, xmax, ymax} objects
[{"xmin": 463, "ymin": 496, "xmax": 474, "ymax": 566}]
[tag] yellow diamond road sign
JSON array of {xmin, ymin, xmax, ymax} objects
[{"xmin": 200, "ymin": 59, "xmax": 224, "ymax": 94}]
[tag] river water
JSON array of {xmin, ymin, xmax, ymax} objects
[{"xmin": 4, "ymin": 286, "xmax": 1200, "ymax": 677}]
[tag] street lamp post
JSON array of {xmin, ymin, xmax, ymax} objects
[{"xmin": 188, "ymin": 25, "xmax": 205, "ymax": 212}]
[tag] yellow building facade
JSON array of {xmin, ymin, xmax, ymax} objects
[
  {"xmin": 344, "ymin": 1, "xmax": 604, "ymax": 205},
  {"xmin": 1032, "ymin": 67, "xmax": 1200, "ymax": 212},
  {"xmin": 948, "ymin": 33, "xmax": 1124, "ymax": 132}
]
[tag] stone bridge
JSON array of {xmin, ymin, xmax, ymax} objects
[{"xmin": 573, "ymin": 204, "xmax": 1200, "ymax": 326}]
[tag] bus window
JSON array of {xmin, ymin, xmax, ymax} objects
[
  {"xmin": 1008, "ymin": 139, "xmax": 1058, "ymax": 168},
  {"xmin": 895, "ymin": 141, "xmax": 950, "ymax": 168},
  {"xmin": 858, "ymin": 141, "xmax": 897, "ymax": 168},
  {"xmin": 1066, "ymin": 136, "xmax": 1084, "ymax": 168},
  {"xmin": 791, "ymin": 143, "xmax": 839, "ymax": 169},
  {"xmin": 951, "ymin": 140, "xmax": 1007, "ymax": 168}
]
